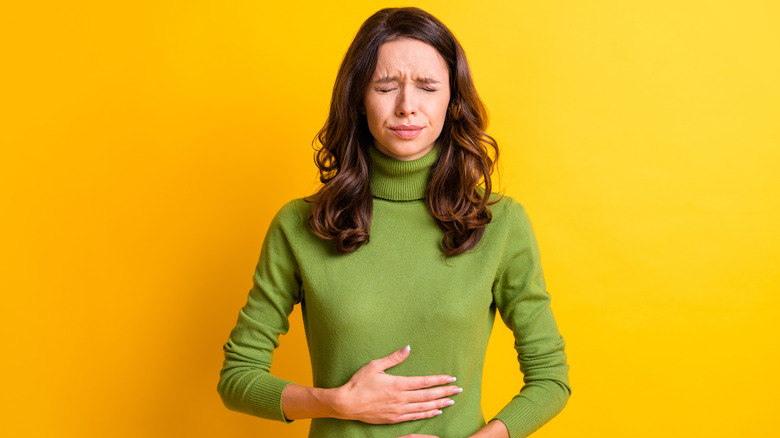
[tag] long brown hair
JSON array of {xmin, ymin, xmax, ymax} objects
[{"xmin": 307, "ymin": 7, "xmax": 498, "ymax": 257}]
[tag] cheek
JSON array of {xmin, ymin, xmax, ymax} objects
[
  {"xmin": 432, "ymin": 96, "xmax": 450, "ymax": 124},
  {"xmin": 364, "ymin": 98, "xmax": 389, "ymax": 126}
]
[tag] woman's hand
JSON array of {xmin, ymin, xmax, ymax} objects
[{"xmin": 329, "ymin": 345, "xmax": 462, "ymax": 424}]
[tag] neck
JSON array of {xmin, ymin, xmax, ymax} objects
[{"xmin": 369, "ymin": 144, "xmax": 438, "ymax": 201}]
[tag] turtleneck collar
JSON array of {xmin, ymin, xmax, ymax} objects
[{"xmin": 369, "ymin": 144, "xmax": 438, "ymax": 201}]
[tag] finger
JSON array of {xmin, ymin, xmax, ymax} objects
[
  {"xmin": 371, "ymin": 345, "xmax": 411, "ymax": 371},
  {"xmin": 396, "ymin": 374, "xmax": 457, "ymax": 391},
  {"xmin": 404, "ymin": 386, "xmax": 462, "ymax": 403},
  {"xmin": 393, "ymin": 408, "xmax": 444, "ymax": 423},
  {"xmin": 402, "ymin": 398, "xmax": 456, "ymax": 413}
]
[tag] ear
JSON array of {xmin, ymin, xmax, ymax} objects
[{"xmin": 358, "ymin": 103, "xmax": 366, "ymax": 115}]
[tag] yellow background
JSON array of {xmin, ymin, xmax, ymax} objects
[{"xmin": 2, "ymin": 1, "xmax": 778, "ymax": 436}]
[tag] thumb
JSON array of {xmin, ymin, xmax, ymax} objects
[{"xmin": 373, "ymin": 345, "xmax": 411, "ymax": 371}]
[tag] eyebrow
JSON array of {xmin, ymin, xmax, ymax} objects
[{"xmin": 373, "ymin": 76, "xmax": 441, "ymax": 85}]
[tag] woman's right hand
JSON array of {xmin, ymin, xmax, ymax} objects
[{"xmin": 329, "ymin": 345, "xmax": 462, "ymax": 424}]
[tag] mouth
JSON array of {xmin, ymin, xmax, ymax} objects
[{"xmin": 389, "ymin": 125, "xmax": 424, "ymax": 139}]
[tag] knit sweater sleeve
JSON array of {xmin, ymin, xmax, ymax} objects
[
  {"xmin": 490, "ymin": 199, "xmax": 571, "ymax": 437},
  {"xmin": 217, "ymin": 200, "xmax": 303, "ymax": 423}
]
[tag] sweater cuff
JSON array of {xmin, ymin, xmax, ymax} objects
[
  {"xmin": 245, "ymin": 374, "xmax": 295, "ymax": 423},
  {"xmin": 491, "ymin": 396, "xmax": 542, "ymax": 438}
]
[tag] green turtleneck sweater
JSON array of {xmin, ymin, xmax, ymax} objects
[{"xmin": 218, "ymin": 146, "xmax": 570, "ymax": 438}]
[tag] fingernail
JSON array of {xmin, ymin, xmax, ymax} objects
[
  {"xmin": 434, "ymin": 410, "xmax": 443, "ymax": 415},
  {"xmin": 446, "ymin": 377, "xmax": 457, "ymax": 383},
  {"xmin": 445, "ymin": 399, "xmax": 455, "ymax": 406},
  {"xmin": 454, "ymin": 387, "xmax": 463, "ymax": 393},
  {"xmin": 402, "ymin": 345, "xmax": 411, "ymax": 354}
]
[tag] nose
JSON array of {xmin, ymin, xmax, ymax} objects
[{"xmin": 395, "ymin": 86, "xmax": 417, "ymax": 117}]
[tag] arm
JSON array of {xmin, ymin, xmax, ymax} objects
[
  {"xmin": 217, "ymin": 202, "xmax": 302, "ymax": 422},
  {"xmin": 488, "ymin": 201, "xmax": 571, "ymax": 438},
  {"xmin": 469, "ymin": 419, "xmax": 509, "ymax": 438},
  {"xmin": 218, "ymin": 202, "xmax": 460, "ymax": 425}
]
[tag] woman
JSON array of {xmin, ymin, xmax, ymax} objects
[{"xmin": 218, "ymin": 7, "xmax": 570, "ymax": 438}]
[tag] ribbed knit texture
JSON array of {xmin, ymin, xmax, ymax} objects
[
  {"xmin": 218, "ymin": 145, "xmax": 570, "ymax": 437},
  {"xmin": 369, "ymin": 144, "xmax": 436, "ymax": 201}
]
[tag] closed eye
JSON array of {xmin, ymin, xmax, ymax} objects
[{"xmin": 376, "ymin": 87, "xmax": 397, "ymax": 93}]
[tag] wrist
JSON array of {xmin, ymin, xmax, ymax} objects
[
  {"xmin": 282, "ymin": 384, "xmax": 346, "ymax": 420},
  {"xmin": 313, "ymin": 385, "xmax": 348, "ymax": 420}
]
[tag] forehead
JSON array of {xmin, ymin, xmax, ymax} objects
[{"xmin": 372, "ymin": 37, "xmax": 449, "ymax": 79}]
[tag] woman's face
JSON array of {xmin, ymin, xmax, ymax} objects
[{"xmin": 363, "ymin": 37, "xmax": 451, "ymax": 161}]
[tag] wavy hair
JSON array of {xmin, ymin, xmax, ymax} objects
[{"xmin": 307, "ymin": 7, "xmax": 498, "ymax": 256}]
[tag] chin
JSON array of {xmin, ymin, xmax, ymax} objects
[
  {"xmin": 383, "ymin": 141, "xmax": 433, "ymax": 158},
  {"xmin": 387, "ymin": 148, "xmax": 430, "ymax": 160}
]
